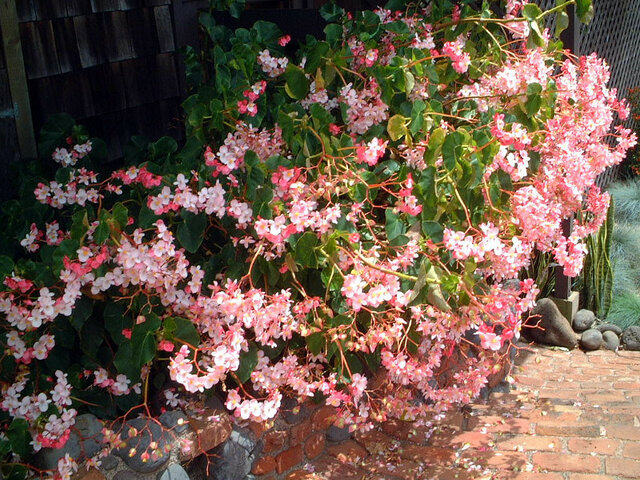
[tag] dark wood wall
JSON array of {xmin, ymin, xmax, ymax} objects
[
  {"xmin": 0, "ymin": 24, "xmax": 19, "ymax": 197},
  {"xmin": 12, "ymin": 0, "xmax": 198, "ymax": 160}
]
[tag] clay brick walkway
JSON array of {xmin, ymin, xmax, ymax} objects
[{"xmin": 289, "ymin": 343, "xmax": 640, "ymax": 480}]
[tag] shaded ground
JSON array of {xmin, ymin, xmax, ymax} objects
[{"xmin": 288, "ymin": 343, "xmax": 640, "ymax": 480}]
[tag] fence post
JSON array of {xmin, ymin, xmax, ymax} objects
[
  {"xmin": 0, "ymin": 0, "xmax": 37, "ymax": 158},
  {"xmin": 554, "ymin": 4, "xmax": 578, "ymax": 301}
]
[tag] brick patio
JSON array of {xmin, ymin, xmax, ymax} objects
[{"xmin": 287, "ymin": 344, "xmax": 640, "ymax": 480}]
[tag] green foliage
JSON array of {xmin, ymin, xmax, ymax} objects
[{"xmin": 580, "ymin": 202, "xmax": 613, "ymax": 317}]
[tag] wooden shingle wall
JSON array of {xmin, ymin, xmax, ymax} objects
[{"xmin": 14, "ymin": 0, "xmax": 183, "ymax": 159}]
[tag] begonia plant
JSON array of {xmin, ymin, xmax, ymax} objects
[{"xmin": 0, "ymin": 0, "xmax": 634, "ymax": 478}]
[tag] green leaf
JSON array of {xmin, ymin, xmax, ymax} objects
[
  {"xmin": 0, "ymin": 255, "xmax": 15, "ymax": 279},
  {"xmin": 38, "ymin": 113, "xmax": 75, "ymax": 159},
  {"xmin": 294, "ymin": 232, "xmax": 319, "ymax": 268},
  {"xmin": 576, "ymin": 0, "xmax": 594, "ymax": 24},
  {"xmin": 422, "ymin": 221, "xmax": 443, "ymax": 243},
  {"xmin": 177, "ymin": 212, "xmax": 207, "ymax": 253},
  {"xmin": 385, "ymin": 209, "xmax": 405, "ymax": 240},
  {"xmin": 522, "ymin": 3, "xmax": 542, "ymax": 21},
  {"xmin": 555, "ymin": 10, "xmax": 570, "ymax": 37},
  {"xmin": 284, "ymin": 64, "xmax": 310, "ymax": 100},
  {"xmin": 253, "ymin": 21, "xmax": 281, "ymax": 45},
  {"xmin": 7, "ymin": 418, "xmax": 30, "ymax": 458},
  {"xmin": 93, "ymin": 220, "xmax": 110, "ymax": 245},
  {"xmin": 442, "ymin": 131, "xmax": 464, "ymax": 171},
  {"xmin": 324, "ymin": 23, "xmax": 343, "ymax": 45},
  {"xmin": 425, "ymin": 128, "xmax": 445, "ymax": 164},
  {"xmin": 306, "ymin": 332, "xmax": 325, "ymax": 355},
  {"xmin": 70, "ymin": 296, "xmax": 93, "ymax": 331},
  {"xmin": 70, "ymin": 210, "xmax": 89, "ymax": 241},
  {"xmin": 387, "ymin": 114, "xmax": 408, "ymax": 141},
  {"xmin": 319, "ymin": 2, "xmax": 344, "ymax": 22},
  {"xmin": 164, "ymin": 317, "xmax": 200, "ymax": 347},
  {"xmin": 104, "ymin": 302, "xmax": 130, "ymax": 344},
  {"xmin": 385, "ymin": 19, "xmax": 411, "ymax": 34},
  {"xmin": 236, "ymin": 344, "xmax": 259, "ymax": 383},
  {"xmin": 112, "ymin": 203, "xmax": 129, "ymax": 229}
]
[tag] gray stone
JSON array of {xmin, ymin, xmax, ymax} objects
[
  {"xmin": 602, "ymin": 330, "xmax": 620, "ymax": 351},
  {"xmin": 281, "ymin": 396, "xmax": 308, "ymax": 424},
  {"xmin": 523, "ymin": 298, "xmax": 578, "ymax": 349},
  {"xmin": 572, "ymin": 309, "xmax": 596, "ymax": 332},
  {"xmin": 159, "ymin": 410, "xmax": 189, "ymax": 434},
  {"xmin": 580, "ymin": 329, "xmax": 603, "ymax": 351},
  {"xmin": 596, "ymin": 323, "xmax": 623, "ymax": 336},
  {"xmin": 209, "ymin": 426, "xmax": 260, "ymax": 480},
  {"xmin": 114, "ymin": 471, "xmax": 145, "ymax": 480},
  {"xmin": 158, "ymin": 464, "xmax": 191, "ymax": 480},
  {"xmin": 326, "ymin": 425, "xmax": 351, "ymax": 443},
  {"xmin": 32, "ymin": 413, "xmax": 104, "ymax": 469},
  {"xmin": 74, "ymin": 413, "xmax": 104, "ymax": 459},
  {"xmin": 100, "ymin": 454, "xmax": 119, "ymax": 470},
  {"xmin": 115, "ymin": 417, "xmax": 172, "ymax": 473},
  {"xmin": 621, "ymin": 326, "xmax": 640, "ymax": 351}
]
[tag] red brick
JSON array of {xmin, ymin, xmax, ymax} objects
[
  {"xmin": 510, "ymin": 474, "xmax": 563, "ymax": 480},
  {"xmin": 532, "ymin": 452, "xmax": 601, "ymax": 473},
  {"xmin": 286, "ymin": 470, "xmax": 320, "ymax": 480},
  {"xmin": 569, "ymin": 475, "xmax": 618, "ymax": 480},
  {"xmin": 326, "ymin": 439, "xmax": 368, "ymax": 463},
  {"xmin": 584, "ymin": 392, "xmax": 629, "ymax": 403},
  {"xmin": 290, "ymin": 418, "xmax": 312, "ymax": 445},
  {"xmin": 607, "ymin": 425, "xmax": 640, "ymax": 441},
  {"xmin": 496, "ymin": 435, "xmax": 561, "ymax": 452},
  {"xmin": 515, "ymin": 376, "xmax": 546, "ymax": 387},
  {"xmin": 304, "ymin": 432, "xmax": 325, "ymax": 460},
  {"xmin": 605, "ymin": 457, "xmax": 640, "ymax": 477},
  {"xmin": 312, "ymin": 406, "xmax": 337, "ymax": 430},
  {"xmin": 276, "ymin": 445, "xmax": 304, "ymax": 474},
  {"xmin": 263, "ymin": 429, "xmax": 287, "ymax": 454},
  {"xmin": 252, "ymin": 456, "xmax": 277, "ymax": 475},
  {"xmin": 398, "ymin": 445, "xmax": 455, "ymax": 466},
  {"xmin": 462, "ymin": 450, "xmax": 528, "ymax": 470},
  {"xmin": 535, "ymin": 423, "xmax": 600, "ymax": 437},
  {"xmin": 623, "ymin": 442, "xmax": 640, "ymax": 459},
  {"xmin": 353, "ymin": 429, "xmax": 394, "ymax": 455},
  {"xmin": 613, "ymin": 382, "xmax": 640, "ymax": 389},
  {"xmin": 430, "ymin": 430, "xmax": 493, "ymax": 449},
  {"xmin": 567, "ymin": 438, "xmax": 619, "ymax": 455},
  {"xmin": 472, "ymin": 415, "xmax": 532, "ymax": 434}
]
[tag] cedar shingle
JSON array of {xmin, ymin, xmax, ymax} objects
[
  {"xmin": 121, "ymin": 57, "xmax": 155, "ymax": 107},
  {"xmin": 57, "ymin": 72, "xmax": 94, "ymax": 119},
  {"xmin": 118, "ymin": 0, "xmax": 143, "ymax": 10},
  {"xmin": 102, "ymin": 11, "xmax": 135, "ymax": 62},
  {"xmin": 90, "ymin": 0, "xmax": 121, "ymax": 12},
  {"xmin": 19, "ymin": 21, "xmax": 60, "ymax": 79},
  {"xmin": 154, "ymin": 6, "xmax": 175, "ymax": 53},
  {"xmin": 154, "ymin": 53, "xmax": 179, "ymax": 99},
  {"xmin": 87, "ymin": 62, "xmax": 126, "ymax": 115},
  {"xmin": 127, "ymin": 8, "xmax": 160, "ymax": 57},
  {"xmin": 16, "ymin": 0, "xmax": 37, "ymax": 23},
  {"xmin": 51, "ymin": 17, "xmax": 81, "ymax": 73},
  {"xmin": 28, "ymin": 76, "xmax": 64, "ymax": 127},
  {"xmin": 65, "ymin": 0, "xmax": 92, "ymax": 17},
  {"xmin": 73, "ymin": 14, "xmax": 107, "ymax": 68}
]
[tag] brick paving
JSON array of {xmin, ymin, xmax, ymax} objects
[{"xmin": 287, "ymin": 344, "xmax": 640, "ymax": 480}]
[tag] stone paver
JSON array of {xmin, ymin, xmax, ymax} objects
[{"xmin": 290, "ymin": 344, "xmax": 640, "ymax": 479}]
